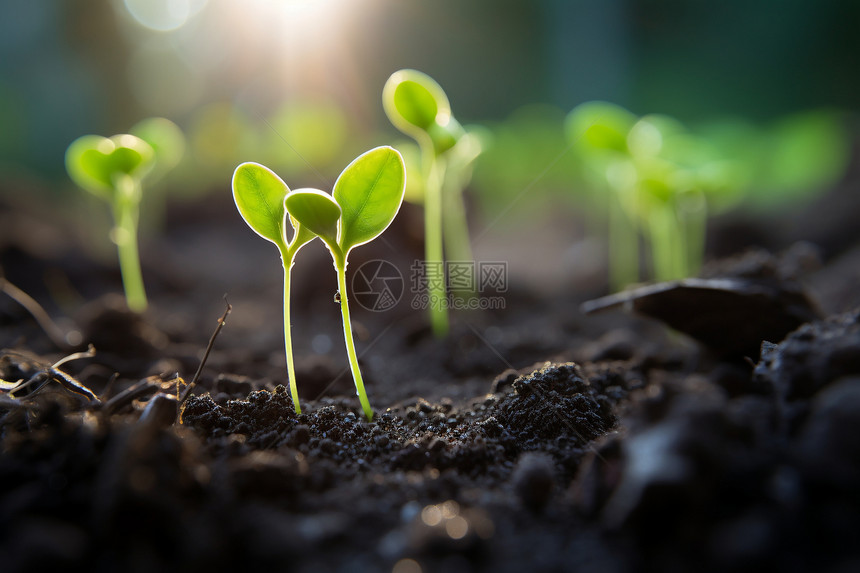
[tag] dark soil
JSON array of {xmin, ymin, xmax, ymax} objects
[{"xmin": 2, "ymin": 184, "xmax": 860, "ymax": 573}]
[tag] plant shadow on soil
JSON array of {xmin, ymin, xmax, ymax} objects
[{"xmin": 2, "ymin": 174, "xmax": 860, "ymax": 573}]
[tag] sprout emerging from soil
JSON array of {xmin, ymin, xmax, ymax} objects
[
  {"xmin": 232, "ymin": 163, "xmax": 315, "ymax": 414},
  {"xmin": 565, "ymin": 101, "xmax": 638, "ymax": 290},
  {"xmin": 65, "ymin": 133, "xmax": 155, "ymax": 312},
  {"xmin": 383, "ymin": 69, "xmax": 480, "ymax": 338},
  {"xmin": 285, "ymin": 146, "xmax": 406, "ymax": 421}
]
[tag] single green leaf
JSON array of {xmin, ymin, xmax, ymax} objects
[
  {"xmin": 66, "ymin": 134, "xmax": 154, "ymax": 199},
  {"xmin": 284, "ymin": 189, "xmax": 342, "ymax": 245},
  {"xmin": 628, "ymin": 115, "xmax": 684, "ymax": 159},
  {"xmin": 130, "ymin": 117, "xmax": 185, "ymax": 180},
  {"xmin": 383, "ymin": 69, "xmax": 450, "ymax": 139},
  {"xmin": 565, "ymin": 101, "xmax": 636, "ymax": 154},
  {"xmin": 760, "ymin": 110, "xmax": 849, "ymax": 197},
  {"xmin": 232, "ymin": 162, "xmax": 290, "ymax": 248},
  {"xmin": 333, "ymin": 146, "xmax": 406, "ymax": 252}
]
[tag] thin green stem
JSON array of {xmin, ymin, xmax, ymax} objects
[
  {"xmin": 679, "ymin": 191, "xmax": 707, "ymax": 277},
  {"xmin": 442, "ymin": 163, "xmax": 476, "ymax": 300},
  {"xmin": 421, "ymin": 142, "xmax": 448, "ymax": 337},
  {"xmin": 112, "ymin": 176, "xmax": 147, "ymax": 312},
  {"xmin": 280, "ymin": 247, "xmax": 301, "ymax": 415},
  {"xmin": 336, "ymin": 256, "xmax": 373, "ymax": 421},
  {"xmin": 608, "ymin": 190, "xmax": 638, "ymax": 291},
  {"xmin": 649, "ymin": 203, "xmax": 682, "ymax": 281},
  {"xmin": 669, "ymin": 202, "xmax": 687, "ymax": 279}
]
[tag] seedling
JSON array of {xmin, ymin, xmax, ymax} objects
[
  {"xmin": 231, "ymin": 162, "xmax": 315, "ymax": 414},
  {"xmin": 567, "ymin": 105, "xmax": 723, "ymax": 285},
  {"xmin": 565, "ymin": 101, "xmax": 639, "ymax": 290},
  {"xmin": 286, "ymin": 146, "xmax": 406, "ymax": 421},
  {"xmin": 65, "ymin": 134, "xmax": 155, "ymax": 312},
  {"xmin": 383, "ymin": 69, "xmax": 479, "ymax": 337}
]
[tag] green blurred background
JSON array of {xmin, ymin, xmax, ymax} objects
[
  {"xmin": 2, "ymin": 0, "xmax": 856, "ymax": 177},
  {"xmin": 1, "ymin": 0, "xmax": 857, "ymax": 292}
]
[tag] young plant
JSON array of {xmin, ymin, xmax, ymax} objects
[
  {"xmin": 626, "ymin": 114, "xmax": 708, "ymax": 281},
  {"xmin": 383, "ymin": 69, "xmax": 479, "ymax": 337},
  {"xmin": 65, "ymin": 134, "xmax": 155, "ymax": 312},
  {"xmin": 565, "ymin": 101, "xmax": 639, "ymax": 290},
  {"xmin": 231, "ymin": 163, "xmax": 315, "ymax": 414},
  {"xmin": 285, "ymin": 146, "xmax": 406, "ymax": 421}
]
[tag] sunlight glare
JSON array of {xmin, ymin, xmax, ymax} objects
[
  {"xmin": 123, "ymin": 0, "xmax": 208, "ymax": 32},
  {"xmin": 246, "ymin": 0, "xmax": 348, "ymax": 42}
]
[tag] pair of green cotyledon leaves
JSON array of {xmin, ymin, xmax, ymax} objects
[
  {"xmin": 66, "ymin": 134, "xmax": 154, "ymax": 202},
  {"xmin": 233, "ymin": 146, "xmax": 406, "ymax": 260},
  {"xmin": 233, "ymin": 146, "xmax": 405, "ymax": 420},
  {"xmin": 65, "ymin": 118, "xmax": 186, "ymax": 201}
]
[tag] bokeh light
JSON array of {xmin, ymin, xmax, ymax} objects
[{"xmin": 122, "ymin": 0, "xmax": 208, "ymax": 32}]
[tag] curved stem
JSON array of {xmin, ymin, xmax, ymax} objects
[
  {"xmin": 281, "ymin": 247, "xmax": 301, "ymax": 415},
  {"xmin": 112, "ymin": 176, "xmax": 147, "ymax": 312},
  {"xmin": 421, "ymin": 142, "xmax": 448, "ymax": 338},
  {"xmin": 336, "ymin": 257, "xmax": 373, "ymax": 421}
]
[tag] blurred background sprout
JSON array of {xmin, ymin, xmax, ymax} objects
[
  {"xmin": 383, "ymin": 69, "xmax": 482, "ymax": 337},
  {"xmin": 63, "ymin": 118, "xmax": 186, "ymax": 312},
  {"xmin": 65, "ymin": 133, "xmax": 155, "ymax": 312}
]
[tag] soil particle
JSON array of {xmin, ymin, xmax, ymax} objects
[
  {"xmin": 755, "ymin": 308, "xmax": 860, "ymax": 405},
  {"xmin": 492, "ymin": 363, "xmax": 618, "ymax": 449},
  {"xmin": 228, "ymin": 449, "xmax": 308, "ymax": 500},
  {"xmin": 213, "ymin": 373, "xmax": 253, "ymax": 398},
  {"xmin": 796, "ymin": 376, "xmax": 860, "ymax": 488},
  {"xmin": 490, "ymin": 368, "xmax": 518, "ymax": 393},
  {"xmin": 181, "ymin": 384, "xmax": 298, "ymax": 443},
  {"xmin": 76, "ymin": 295, "xmax": 170, "ymax": 373},
  {"xmin": 510, "ymin": 452, "xmax": 556, "ymax": 512}
]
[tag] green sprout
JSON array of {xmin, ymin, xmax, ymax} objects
[
  {"xmin": 65, "ymin": 133, "xmax": 155, "ymax": 312},
  {"xmin": 568, "ymin": 103, "xmax": 850, "ymax": 291},
  {"xmin": 231, "ymin": 162, "xmax": 315, "ymax": 415},
  {"xmin": 383, "ymin": 69, "xmax": 480, "ymax": 337},
  {"xmin": 566, "ymin": 104, "xmax": 715, "ymax": 286},
  {"xmin": 285, "ymin": 146, "xmax": 406, "ymax": 421},
  {"xmin": 624, "ymin": 114, "xmax": 693, "ymax": 281},
  {"xmin": 565, "ymin": 101, "xmax": 639, "ymax": 290},
  {"xmin": 626, "ymin": 114, "xmax": 755, "ymax": 282}
]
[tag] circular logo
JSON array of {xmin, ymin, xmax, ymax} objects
[{"xmin": 352, "ymin": 259, "xmax": 404, "ymax": 312}]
